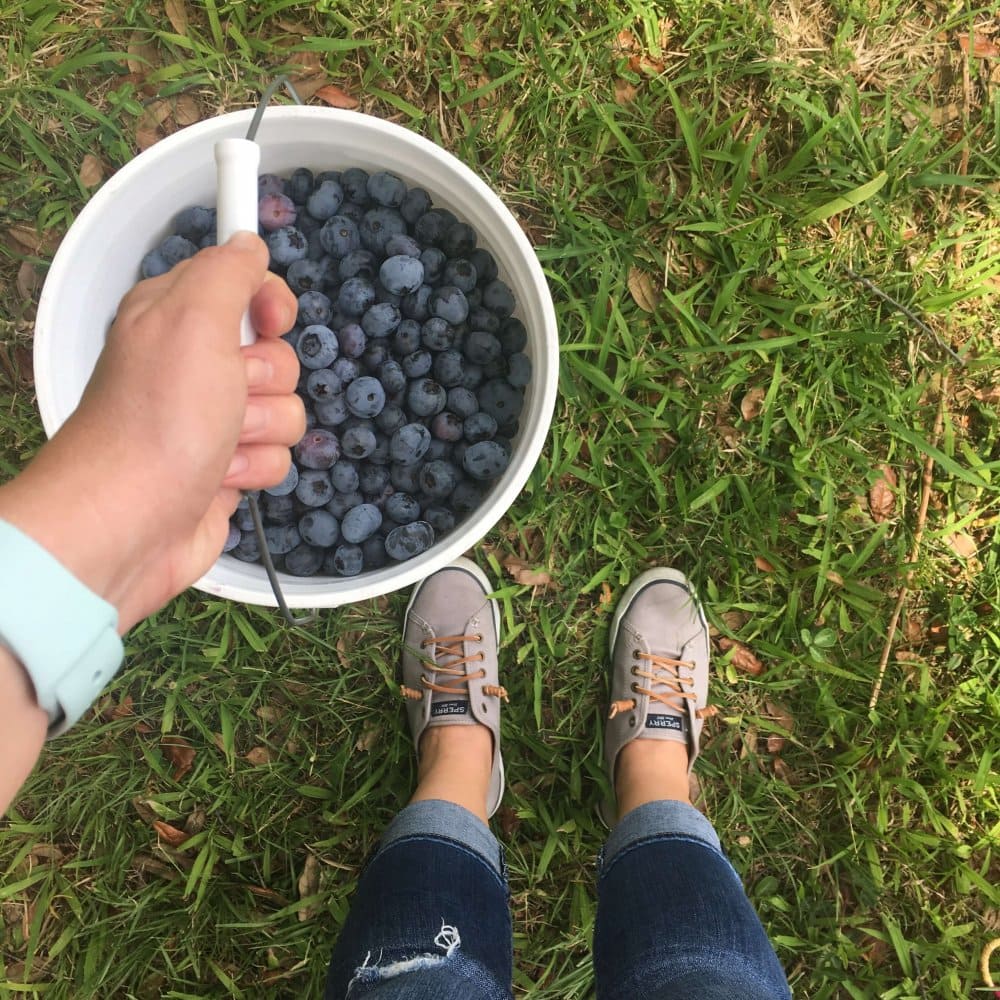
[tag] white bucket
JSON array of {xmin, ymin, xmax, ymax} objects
[{"xmin": 34, "ymin": 107, "xmax": 559, "ymax": 608}]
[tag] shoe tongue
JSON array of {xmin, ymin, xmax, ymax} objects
[{"xmin": 642, "ymin": 712, "xmax": 688, "ymax": 743}]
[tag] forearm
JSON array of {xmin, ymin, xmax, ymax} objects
[{"xmin": 0, "ymin": 645, "xmax": 48, "ymax": 812}]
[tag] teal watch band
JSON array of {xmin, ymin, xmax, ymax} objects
[{"xmin": 0, "ymin": 520, "xmax": 123, "ymax": 737}]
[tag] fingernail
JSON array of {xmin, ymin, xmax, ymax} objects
[
  {"xmin": 228, "ymin": 231, "xmax": 260, "ymax": 251},
  {"xmin": 242, "ymin": 402, "xmax": 268, "ymax": 433},
  {"xmin": 245, "ymin": 357, "xmax": 273, "ymax": 387},
  {"xmin": 225, "ymin": 453, "xmax": 250, "ymax": 478}
]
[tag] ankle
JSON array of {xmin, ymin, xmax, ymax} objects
[
  {"xmin": 411, "ymin": 726, "xmax": 493, "ymax": 824},
  {"xmin": 614, "ymin": 739, "xmax": 691, "ymax": 821}
]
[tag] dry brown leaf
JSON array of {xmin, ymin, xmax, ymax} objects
[
  {"xmin": 754, "ymin": 556, "xmax": 775, "ymax": 573},
  {"xmin": 247, "ymin": 884, "xmax": 290, "ymax": 907},
  {"xmin": 184, "ymin": 808, "xmax": 207, "ymax": 835},
  {"xmin": 628, "ymin": 54, "xmax": 666, "ymax": 75},
  {"xmin": 290, "ymin": 75, "xmax": 330, "ymax": 101},
  {"xmin": 613, "ymin": 78, "xmax": 639, "ymax": 105},
  {"xmin": 78, "ymin": 153, "xmax": 103, "ymax": 188},
  {"xmin": 945, "ymin": 532, "xmax": 977, "ymax": 560},
  {"xmin": 173, "ymin": 93, "xmax": 201, "ymax": 126},
  {"xmin": 132, "ymin": 853, "xmax": 179, "ymax": 880},
  {"xmin": 161, "ymin": 737, "xmax": 196, "ymax": 781},
  {"xmin": 256, "ymin": 704, "xmax": 282, "ymax": 723},
  {"xmin": 245, "ymin": 746, "xmax": 273, "ymax": 766},
  {"xmin": 132, "ymin": 797, "xmax": 159, "ymax": 824},
  {"xmin": 316, "ymin": 84, "xmax": 360, "ymax": 110},
  {"xmin": 7, "ymin": 223, "xmax": 59, "ymax": 255},
  {"xmin": 496, "ymin": 805, "xmax": 521, "ymax": 839},
  {"xmin": 599, "ymin": 581, "xmax": 613, "ymax": 609},
  {"xmin": 718, "ymin": 637, "xmax": 764, "ymax": 676},
  {"xmin": 127, "ymin": 34, "xmax": 159, "ymax": 77},
  {"xmin": 354, "ymin": 725, "xmax": 379, "ymax": 753},
  {"xmin": 627, "ymin": 266, "xmax": 659, "ymax": 312},
  {"xmin": 501, "ymin": 554, "xmax": 558, "ymax": 589},
  {"xmin": 28, "ymin": 844, "xmax": 65, "ymax": 864},
  {"xmin": 616, "ymin": 29, "xmax": 638, "ymax": 52},
  {"xmin": 736, "ymin": 834, "xmax": 752, "ymax": 847},
  {"xmin": 868, "ymin": 464, "xmax": 897, "ymax": 523},
  {"xmin": 958, "ymin": 33, "xmax": 1000, "ymax": 58},
  {"xmin": 16, "ymin": 262, "xmax": 39, "ymax": 301},
  {"xmin": 164, "ymin": 0, "xmax": 189, "ymax": 34},
  {"xmin": 297, "ymin": 853, "xmax": 321, "ymax": 922},
  {"xmin": 772, "ymin": 757, "xmax": 796, "ymax": 784},
  {"xmin": 765, "ymin": 699, "xmax": 795, "ymax": 733},
  {"xmin": 740, "ymin": 386, "xmax": 766, "ymax": 421},
  {"xmin": 153, "ymin": 820, "xmax": 191, "ymax": 848},
  {"xmin": 767, "ymin": 733, "xmax": 787, "ymax": 754},
  {"xmin": 721, "ymin": 609, "xmax": 749, "ymax": 632}
]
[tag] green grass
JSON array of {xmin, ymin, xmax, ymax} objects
[{"xmin": 2, "ymin": 1, "xmax": 1000, "ymax": 997}]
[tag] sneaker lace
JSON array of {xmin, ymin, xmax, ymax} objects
[
  {"xmin": 401, "ymin": 635, "xmax": 509, "ymax": 702},
  {"xmin": 608, "ymin": 652, "xmax": 695, "ymax": 719}
]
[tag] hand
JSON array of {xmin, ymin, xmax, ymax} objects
[{"xmin": 0, "ymin": 232, "xmax": 304, "ymax": 631}]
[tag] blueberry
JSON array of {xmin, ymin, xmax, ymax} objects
[
  {"xmin": 483, "ymin": 279, "xmax": 516, "ymax": 317},
  {"xmin": 341, "ymin": 424, "xmax": 378, "ymax": 459},
  {"xmin": 424, "ymin": 439, "xmax": 450, "ymax": 462},
  {"xmin": 341, "ymin": 503, "xmax": 382, "ymax": 543},
  {"xmin": 419, "ymin": 247, "xmax": 447, "ymax": 283},
  {"xmin": 406, "ymin": 378, "xmax": 447, "ymax": 417},
  {"xmin": 306, "ymin": 368, "xmax": 343, "ymax": 402},
  {"xmin": 441, "ymin": 222, "xmax": 477, "ymax": 258},
  {"xmin": 286, "ymin": 259, "xmax": 326, "ymax": 294},
  {"xmin": 345, "ymin": 375, "xmax": 386, "ymax": 418},
  {"xmin": 367, "ymin": 171, "xmax": 407, "ymax": 207},
  {"xmin": 375, "ymin": 359, "xmax": 404, "ymax": 394},
  {"xmin": 400, "ymin": 187, "xmax": 433, "ymax": 225},
  {"xmin": 419, "ymin": 460, "xmax": 460, "ymax": 498},
  {"xmin": 232, "ymin": 531, "xmax": 262, "ymax": 562},
  {"xmin": 330, "ymin": 460, "xmax": 361, "ymax": 493},
  {"xmin": 261, "ymin": 493, "xmax": 295, "ymax": 523},
  {"xmin": 485, "ymin": 355, "xmax": 510, "ymax": 383},
  {"xmin": 414, "ymin": 210, "xmax": 450, "ymax": 246},
  {"xmin": 223, "ymin": 523, "xmax": 242, "ymax": 553},
  {"xmin": 430, "ymin": 285, "xmax": 469, "ymax": 325},
  {"xmin": 332, "ymin": 357, "xmax": 361, "ymax": 385},
  {"xmin": 400, "ymin": 284, "xmax": 434, "ymax": 322},
  {"xmin": 464, "ymin": 330, "xmax": 502, "ymax": 365},
  {"xmin": 258, "ymin": 173, "xmax": 285, "ymax": 197},
  {"xmin": 315, "ymin": 170, "xmax": 342, "ymax": 186},
  {"xmin": 331, "ymin": 543, "xmax": 365, "ymax": 576},
  {"xmin": 451, "ymin": 479, "xmax": 485, "ymax": 514},
  {"xmin": 259, "ymin": 193, "xmax": 297, "ymax": 232},
  {"xmin": 402, "ymin": 350, "xmax": 433, "ymax": 378},
  {"xmin": 380, "ymin": 255, "xmax": 425, "ymax": 295},
  {"xmin": 326, "ymin": 490, "xmax": 364, "ymax": 518},
  {"xmin": 320, "ymin": 215, "xmax": 361, "ymax": 257},
  {"xmin": 298, "ymin": 290, "xmax": 333, "ymax": 327},
  {"xmin": 368, "ymin": 432, "xmax": 391, "ymax": 466},
  {"xmin": 468, "ymin": 306, "xmax": 500, "ymax": 334},
  {"xmin": 432, "ymin": 349, "xmax": 466, "ymax": 387},
  {"xmin": 160, "ymin": 234, "xmax": 198, "ymax": 266},
  {"xmin": 459, "ymin": 363, "xmax": 484, "ymax": 391},
  {"xmin": 337, "ymin": 322, "xmax": 368, "ymax": 358},
  {"xmin": 442, "ymin": 258, "xmax": 478, "ymax": 293},
  {"xmin": 375, "ymin": 403, "xmax": 407, "ymax": 435},
  {"xmin": 390, "ymin": 423, "xmax": 432, "ymax": 465},
  {"xmin": 286, "ymin": 167, "xmax": 314, "ymax": 204},
  {"xmin": 361, "ymin": 341, "xmax": 390, "ymax": 373},
  {"xmin": 421, "ymin": 316, "xmax": 454, "ymax": 352},
  {"xmin": 361, "ymin": 535, "xmax": 389, "ymax": 569},
  {"xmin": 338, "ymin": 277, "xmax": 376, "ymax": 316},
  {"xmin": 385, "ymin": 521, "xmax": 435, "ymax": 561},
  {"xmin": 264, "ymin": 522, "xmax": 301, "ymax": 555},
  {"xmin": 423, "ymin": 505, "xmax": 456, "ymax": 536},
  {"xmin": 464, "ymin": 411, "xmax": 498, "ymax": 443},
  {"xmin": 296, "ymin": 324, "xmax": 339, "ymax": 369},
  {"xmin": 174, "ymin": 205, "xmax": 215, "ymax": 241},
  {"xmin": 341, "ymin": 168, "xmax": 371, "ymax": 203},
  {"xmin": 315, "ymin": 393, "xmax": 350, "ymax": 426},
  {"xmin": 463, "ymin": 439, "xmax": 510, "ymax": 481},
  {"xmin": 359, "ymin": 463, "xmax": 391, "ymax": 495},
  {"xmin": 360, "ymin": 207, "xmax": 406, "ymax": 255},
  {"xmin": 296, "ymin": 469, "xmax": 335, "ymax": 507},
  {"xmin": 339, "ymin": 201, "xmax": 366, "ymax": 223},
  {"xmin": 307, "ymin": 179, "xmax": 345, "ymax": 220},
  {"xmin": 265, "ymin": 463, "xmax": 299, "ymax": 497},
  {"xmin": 285, "ymin": 543, "xmax": 324, "ymax": 576},
  {"xmin": 447, "ymin": 387, "xmax": 479, "ymax": 418},
  {"xmin": 375, "ymin": 286, "xmax": 402, "ymax": 307},
  {"xmin": 295, "ymin": 428, "xmax": 341, "ymax": 469},
  {"xmin": 385, "ymin": 492, "xmax": 421, "ymax": 524},
  {"xmin": 393, "ymin": 319, "xmax": 422, "ymax": 356},
  {"xmin": 478, "ymin": 378, "xmax": 524, "ymax": 422},
  {"xmin": 267, "ymin": 226, "xmax": 308, "ymax": 266},
  {"xmin": 431, "ymin": 411, "xmax": 464, "ymax": 442},
  {"xmin": 361, "ymin": 302, "xmax": 401, "ymax": 338},
  {"xmin": 385, "ymin": 234, "xmax": 422, "ymax": 258},
  {"xmin": 199, "ymin": 232, "xmax": 218, "ymax": 249},
  {"xmin": 469, "ymin": 247, "xmax": 499, "ymax": 284},
  {"xmin": 390, "ymin": 462, "xmax": 422, "ymax": 493},
  {"xmin": 298, "ymin": 509, "xmax": 340, "ymax": 548},
  {"xmin": 141, "ymin": 249, "xmax": 171, "ymax": 278},
  {"xmin": 507, "ymin": 352, "xmax": 532, "ymax": 388},
  {"xmin": 339, "ymin": 249, "xmax": 377, "ymax": 282}
]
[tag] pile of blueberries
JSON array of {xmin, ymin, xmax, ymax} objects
[{"xmin": 140, "ymin": 167, "xmax": 530, "ymax": 577}]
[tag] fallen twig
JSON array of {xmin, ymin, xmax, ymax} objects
[{"xmin": 869, "ymin": 377, "xmax": 949, "ymax": 709}]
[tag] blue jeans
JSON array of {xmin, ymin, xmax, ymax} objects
[{"xmin": 324, "ymin": 799, "xmax": 791, "ymax": 999}]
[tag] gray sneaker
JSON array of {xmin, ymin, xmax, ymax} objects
[
  {"xmin": 600, "ymin": 568, "xmax": 710, "ymax": 825},
  {"xmin": 401, "ymin": 557, "xmax": 506, "ymax": 817}
]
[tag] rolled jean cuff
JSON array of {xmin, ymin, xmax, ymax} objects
[
  {"xmin": 603, "ymin": 800, "xmax": 722, "ymax": 871},
  {"xmin": 378, "ymin": 799, "xmax": 504, "ymax": 878}
]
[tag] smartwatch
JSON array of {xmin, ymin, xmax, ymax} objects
[{"xmin": 0, "ymin": 520, "xmax": 123, "ymax": 737}]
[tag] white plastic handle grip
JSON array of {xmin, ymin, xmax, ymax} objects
[{"xmin": 214, "ymin": 138, "xmax": 261, "ymax": 347}]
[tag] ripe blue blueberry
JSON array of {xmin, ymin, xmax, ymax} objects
[
  {"xmin": 315, "ymin": 393, "xmax": 350, "ymax": 426},
  {"xmin": 442, "ymin": 259, "xmax": 478, "ymax": 293},
  {"xmin": 483, "ymin": 279, "xmax": 516, "ymax": 317},
  {"xmin": 359, "ymin": 464, "xmax": 390, "ymax": 495},
  {"xmin": 262, "ymin": 493, "xmax": 295, "ymax": 523},
  {"xmin": 469, "ymin": 247, "xmax": 499, "ymax": 283},
  {"xmin": 375, "ymin": 402, "xmax": 407, "ymax": 435},
  {"xmin": 406, "ymin": 378, "xmax": 447, "ymax": 417},
  {"xmin": 339, "ymin": 249, "xmax": 377, "ymax": 281},
  {"xmin": 361, "ymin": 301, "xmax": 401, "ymax": 338},
  {"xmin": 390, "ymin": 423, "xmax": 432, "ymax": 465},
  {"xmin": 463, "ymin": 439, "xmax": 510, "ymax": 481},
  {"xmin": 385, "ymin": 234, "xmax": 422, "ymax": 258},
  {"xmin": 267, "ymin": 226, "xmax": 309, "ymax": 266},
  {"xmin": 298, "ymin": 290, "xmax": 333, "ymax": 327},
  {"xmin": 330, "ymin": 460, "xmax": 361, "ymax": 493},
  {"xmin": 385, "ymin": 521, "xmax": 435, "ymax": 561},
  {"xmin": 232, "ymin": 531, "xmax": 262, "ymax": 562},
  {"xmin": 463, "ymin": 411, "xmax": 498, "ymax": 443},
  {"xmin": 507, "ymin": 352, "xmax": 532, "ymax": 388},
  {"xmin": 332, "ymin": 357, "xmax": 360, "ymax": 385},
  {"xmin": 360, "ymin": 207, "xmax": 406, "ymax": 255},
  {"xmin": 419, "ymin": 460, "xmax": 460, "ymax": 499},
  {"xmin": 331, "ymin": 543, "xmax": 365, "ymax": 576},
  {"xmin": 431, "ymin": 411, "xmax": 464, "ymax": 442},
  {"xmin": 341, "ymin": 503, "xmax": 382, "ymax": 543},
  {"xmin": 345, "ymin": 376, "xmax": 386, "ymax": 418},
  {"xmin": 377, "ymin": 360, "xmax": 406, "ymax": 395},
  {"xmin": 326, "ymin": 489, "xmax": 364, "ymax": 518},
  {"xmin": 446, "ymin": 387, "xmax": 479, "ymax": 418},
  {"xmin": 264, "ymin": 522, "xmax": 301, "ymax": 555},
  {"xmin": 174, "ymin": 205, "xmax": 215, "ymax": 241},
  {"xmin": 367, "ymin": 171, "xmax": 407, "ymax": 207},
  {"xmin": 286, "ymin": 167, "xmax": 314, "ymax": 204},
  {"xmin": 400, "ymin": 187, "xmax": 433, "ymax": 225},
  {"xmin": 390, "ymin": 462, "xmax": 422, "ymax": 493},
  {"xmin": 223, "ymin": 523, "xmax": 241, "ymax": 553},
  {"xmin": 306, "ymin": 179, "xmax": 345, "ymax": 220},
  {"xmin": 161, "ymin": 234, "xmax": 198, "ymax": 266},
  {"xmin": 338, "ymin": 276, "xmax": 376, "ymax": 316},
  {"xmin": 478, "ymin": 378, "xmax": 524, "ymax": 422},
  {"xmin": 362, "ymin": 535, "xmax": 389, "ymax": 569},
  {"xmin": 285, "ymin": 543, "xmax": 324, "ymax": 576},
  {"xmin": 385, "ymin": 492, "xmax": 421, "ymax": 524},
  {"xmin": 286, "ymin": 259, "xmax": 326, "ymax": 295},
  {"xmin": 361, "ymin": 341, "xmax": 390, "ymax": 372},
  {"xmin": 296, "ymin": 469, "xmax": 335, "ymax": 507},
  {"xmin": 423, "ymin": 505, "xmax": 457, "ymax": 536},
  {"xmin": 379, "ymin": 255, "xmax": 425, "ymax": 295},
  {"xmin": 414, "ymin": 210, "xmax": 449, "ymax": 246},
  {"xmin": 441, "ymin": 222, "xmax": 477, "ymax": 258},
  {"xmin": 141, "ymin": 249, "xmax": 171, "ymax": 278},
  {"xmin": 298, "ymin": 509, "xmax": 340, "ymax": 548},
  {"xmin": 296, "ymin": 324, "xmax": 339, "ymax": 369},
  {"xmin": 320, "ymin": 214, "xmax": 361, "ymax": 257},
  {"xmin": 421, "ymin": 317, "xmax": 454, "ymax": 352},
  {"xmin": 265, "ymin": 462, "xmax": 299, "ymax": 497},
  {"xmin": 341, "ymin": 424, "xmax": 378, "ymax": 459},
  {"xmin": 341, "ymin": 168, "xmax": 370, "ymax": 203},
  {"xmin": 429, "ymin": 285, "xmax": 469, "ymax": 325},
  {"xmin": 400, "ymin": 284, "xmax": 433, "ymax": 322},
  {"xmin": 464, "ymin": 330, "xmax": 502, "ymax": 365},
  {"xmin": 337, "ymin": 322, "xmax": 368, "ymax": 358},
  {"xmin": 306, "ymin": 368, "xmax": 343, "ymax": 402},
  {"xmin": 432, "ymin": 349, "xmax": 466, "ymax": 387},
  {"xmin": 393, "ymin": 319, "xmax": 422, "ymax": 356},
  {"xmin": 402, "ymin": 350, "xmax": 433, "ymax": 378},
  {"xmin": 451, "ymin": 479, "xmax": 485, "ymax": 514},
  {"xmin": 419, "ymin": 247, "xmax": 447, "ymax": 283}
]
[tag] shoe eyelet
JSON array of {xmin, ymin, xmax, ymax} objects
[
  {"xmin": 632, "ymin": 650, "xmax": 640, "ymax": 659},
  {"xmin": 481, "ymin": 703, "xmax": 488, "ymax": 713},
  {"xmin": 630, "ymin": 666, "xmax": 637, "ymax": 676},
  {"xmin": 628, "ymin": 716, "xmax": 636, "ymax": 728},
  {"xmin": 630, "ymin": 682, "xmax": 639, "ymax": 693},
  {"xmin": 474, "ymin": 634, "xmax": 483, "ymax": 642}
]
